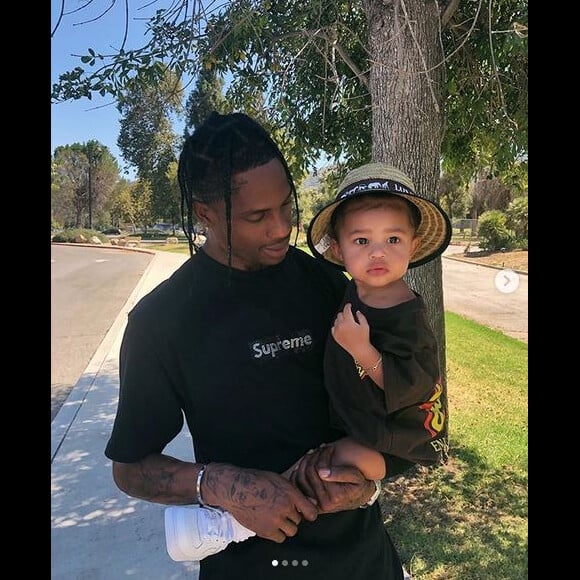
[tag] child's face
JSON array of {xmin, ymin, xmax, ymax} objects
[{"xmin": 330, "ymin": 200, "xmax": 420, "ymax": 287}]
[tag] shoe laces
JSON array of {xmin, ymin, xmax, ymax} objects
[{"xmin": 201, "ymin": 509, "xmax": 229, "ymax": 545}]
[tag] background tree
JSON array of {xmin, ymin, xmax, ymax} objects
[
  {"xmin": 108, "ymin": 178, "xmax": 135, "ymax": 228},
  {"xmin": 505, "ymin": 195, "xmax": 528, "ymax": 242},
  {"xmin": 130, "ymin": 180, "xmax": 154, "ymax": 230},
  {"xmin": 84, "ymin": 140, "xmax": 120, "ymax": 228},
  {"xmin": 116, "ymin": 67, "xmax": 183, "ymax": 225},
  {"xmin": 471, "ymin": 173, "xmax": 513, "ymax": 219},
  {"xmin": 184, "ymin": 67, "xmax": 231, "ymax": 135},
  {"xmin": 117, "ymin": 68, "xmax": 183, "ymax": 182},
  {"xmin": 438, "ymin": 172, "xmax": 470, "ymax": 221},
  {"xmin": 52, "ymin": 142, "xmax": 119, "ymax": 228}
]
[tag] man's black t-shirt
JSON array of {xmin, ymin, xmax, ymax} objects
[{"xmin": 105, "ymin": 246, "xmax": 404, "ymax": 580}]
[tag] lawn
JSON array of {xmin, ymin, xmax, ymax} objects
[{"xmin": 380, "ymin": 314, "xmax": 528, "ymax": 579}]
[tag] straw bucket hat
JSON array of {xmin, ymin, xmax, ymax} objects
[{"xmin": 306, "ymin": 162, "xmax": 452, "ymax": 269}]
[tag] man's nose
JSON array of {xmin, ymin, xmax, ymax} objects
[{"xmin": 269, "ymin": 210, "xmax": 292, "ymax": 238}]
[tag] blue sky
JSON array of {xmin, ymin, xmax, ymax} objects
[{"xmin": 51, "ymin": 1, "xmax": 169, "ymax": 179}]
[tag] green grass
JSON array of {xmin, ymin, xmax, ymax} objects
[{"xmin": 381, "ymin": 313, "xmax": 527, "ymax": 579}]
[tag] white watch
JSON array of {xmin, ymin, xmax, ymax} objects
[{"xmin": 360, "ymin": 479, "xmax": 382, "ymax": 509}]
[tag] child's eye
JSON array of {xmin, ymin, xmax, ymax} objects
[
  {"xmin": 354, "ymin": 238, "xmax": 368, "ymax": 245},
  {"xmin": 387, "ymin": 236, "xmax": 400, "ymax": 244}
]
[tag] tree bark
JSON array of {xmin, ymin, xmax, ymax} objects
[{"xmin": 364, "ymin": 0, "xmax": 449, "ymax": 384}]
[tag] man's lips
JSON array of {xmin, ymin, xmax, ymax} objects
[{"xmin": 263, "ymin": 239, "xmax": 290, "ymax": 253}]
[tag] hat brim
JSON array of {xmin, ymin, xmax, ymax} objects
[{"xmin": 306, "ymin": 188, "xmax": 452, "ymax": 270}]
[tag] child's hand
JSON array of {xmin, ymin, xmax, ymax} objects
[
  {"xmin": 286, "ymin": 443, "xmax": 336, "ymax": 506},
  {"xmin": 331, "ymin": 303, "xmax": 371, "ymax": 356}
]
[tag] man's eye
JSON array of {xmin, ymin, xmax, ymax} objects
[{"xmin": 246, "ymin": 213, "xmax": 265, "ymax": 223}]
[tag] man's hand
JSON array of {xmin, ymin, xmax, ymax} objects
[
  {"xmin": 288, "ymin": 444, "xmax": 376, "ymax": 513},
  {"xmin": 202, "ymin": 463, "xmax": 319, "ymax": 543}
]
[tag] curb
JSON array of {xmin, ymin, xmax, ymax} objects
[
  {"xmin": 51, "ymin": 241, "xmax": 158, "ymax": 255},
  {"xmin": 443, "ymin": 254, "xmax": 528, "ymax": 276}
]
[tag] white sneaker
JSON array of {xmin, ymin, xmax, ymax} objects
[{"xmin": 165, "ymin": 505, "xmax": 254, "ymax": 562}]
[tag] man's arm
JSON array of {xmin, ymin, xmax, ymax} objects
[
  {"xmin": 112, "ymin": 454, "xmax": 199, "ymax": 504},
  {"xmin": 112, "ymin": 455, "xmax": 319, "ymax": 543}
]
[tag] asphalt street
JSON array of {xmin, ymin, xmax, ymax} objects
[
  {"xmin": 51, "ymin": 244, "xmax": 154, "ymax": 419},
  {"xmin": 441, "ymin": 245, "xmax": 527, "ymax": 343}
]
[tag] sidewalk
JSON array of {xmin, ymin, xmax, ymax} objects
[{"xmin": 51, "ymin": 250, "xmax": 200, "ymax": 580}]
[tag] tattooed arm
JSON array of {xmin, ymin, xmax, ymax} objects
[{"xmin": 112, "ymin": 456, "xmax": 319, "ymax": 543}]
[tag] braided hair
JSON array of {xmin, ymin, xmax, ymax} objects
[{"xmin": 178, "ymin": 112, "xmax": 300, "ymax": 264}]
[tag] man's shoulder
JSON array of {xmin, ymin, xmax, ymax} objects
[
  {"xmin": 289, "ymin": 246, "xmax": 347, "ymax": 284},
  {"xmin": 129, "ymin": 258, "xmax": 194, "ymax": 320}
]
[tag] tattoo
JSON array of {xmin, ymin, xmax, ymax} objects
[
  {"xmin": 205, "ymin": 464, "xmax": 284, "ymax": 510},
  {"xmin": 137, "ymin": 464, "xmax": 176, "ymax": 499}
]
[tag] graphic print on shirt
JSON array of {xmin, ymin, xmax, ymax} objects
[
  {"xmin": 420, "ymin": 381, "xmax": 446, "ymax": 439},
  {"xmin": 250, "ymin": 328, "xmax": 315, "ymax": 361}
]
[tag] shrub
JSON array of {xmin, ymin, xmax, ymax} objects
[
  {"xmin": 51, "ymin": 228, "xmax": 109, "ymax": 244},
  {"xmin": 505, "ymin": 197, "xmax": 528, "ymax": 240},
  {"xmin": 477, "ymin": 210, "xmax": 515, "ymax": 251}
]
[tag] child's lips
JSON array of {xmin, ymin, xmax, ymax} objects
[{"xmin": 368, "ymin": 264, "xmax": 388, "ymax": 275}]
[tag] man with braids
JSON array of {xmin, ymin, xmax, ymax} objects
[{"xmin": 105, "ymin": 112, "xmax": 413, "ymax": 580}]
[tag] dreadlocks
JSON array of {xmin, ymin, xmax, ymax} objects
[{"xmin": 178, "ymin": 112, "xmax": 300, "ymax": 263}]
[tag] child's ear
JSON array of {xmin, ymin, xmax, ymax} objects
[
  {"xmin": 329, "ymin": 238, "xmax": 343, "ymax": 262},
  {"xmin": 410, "ymin": 236, "xmax": 421, "ymax": 257}
]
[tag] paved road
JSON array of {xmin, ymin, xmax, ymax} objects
[
  {"xmin": 441, "ymin": 247, "xmax": 527, "ymax": 343},
  {"xmin": 51, "ymin": 244, "xmax": 154, "ymax": 420}
]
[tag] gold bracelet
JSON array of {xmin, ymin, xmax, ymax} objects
[{"xmin": 354, "ymin": 355, "xmax": 382, "ymax": 374}]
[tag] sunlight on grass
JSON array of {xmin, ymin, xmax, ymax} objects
[{"xmin": 445, "ymin": 312, "xmax": 527, "ymax": 471}]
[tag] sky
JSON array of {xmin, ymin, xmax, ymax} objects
[{"xmin": 51, "ymin": 1, "xmax": 172, "ymax": 179}]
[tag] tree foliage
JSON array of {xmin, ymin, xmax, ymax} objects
[
  {"xmin": 184, "ymin": 68, "xmax": 231, "ymax": 135},
  {"xmin": 52, "ymin": 142, "xmax": 119, "ymax": 227},
  {"xmin": 52, "ymin": 0, "xmax": 527, "ymax": 180},
  {"xmin": 117, "ymin": 67, "xmax": 184, "ymax": 181}
]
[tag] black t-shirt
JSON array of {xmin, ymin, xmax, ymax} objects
[{"xmin": 105, "ymin": 246, "xmax": 404, "ymax": 580}]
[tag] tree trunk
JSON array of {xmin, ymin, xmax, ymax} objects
[{"xmin": 365, "ymin": 0, "xmax": 448, "ymax": 382}]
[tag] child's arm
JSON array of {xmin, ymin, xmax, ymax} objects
[
  {"xmin": 283, "ymin": 438, "xmax": 386, "ymax": 481},
  {"xmin": 331, "ymin": 304, "xmax": 384, "ymax": 388}
]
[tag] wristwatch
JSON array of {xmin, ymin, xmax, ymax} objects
[{"xmin": 360, "ymin": 479, "xmax": 382, "ymax": 509}]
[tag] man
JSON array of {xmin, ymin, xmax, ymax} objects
[{"xmin": 105, "ymin": 112, "xmax": 412, "ymax": 579}]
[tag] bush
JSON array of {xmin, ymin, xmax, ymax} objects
[
  {"xmin": 51, "ymin": 228, "xmax": 110, "ymax": 244},
  {"xmin": 477, "ymin": 210, "xmax": 515, "ymax": 251},
  {"xmin": 505, "ymin": 197, "xmax": 528, "ymax": 240}
]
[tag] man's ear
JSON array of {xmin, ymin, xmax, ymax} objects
[{"xmin": 192, "ymin": 201, "xmax": 213, "ymax": 227}]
